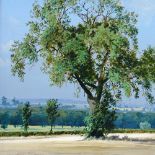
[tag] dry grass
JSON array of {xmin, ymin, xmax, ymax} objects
[{"xmin": 0, "ymin": 135, "xmax": 155, "ymax": 155}]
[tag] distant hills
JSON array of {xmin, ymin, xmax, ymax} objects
[
  {"xmin": 0, "ymin": 97, "xmax": 155, "ymax": 112},
  {"xmin": 0, "ymin": 98, "xmax": 88, "ymax": 110},
  {"xmin": 18, "ymin": 98, "xmax": 88, "ymax": 110}
]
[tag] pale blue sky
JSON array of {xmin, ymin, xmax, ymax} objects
[{"xmin": 0, "ymin": 0, "xmax": 155, "ymax": 100}]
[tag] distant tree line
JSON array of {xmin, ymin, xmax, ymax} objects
[
  {"xmin": 0, "ymin": 96, "xmax": 23, "ymax": 106},
  {"xmin": 115, "ymin": 112, "xmax": 155, "ymax": 129},
  {"xmin": 0, "ymin": 104, "xmax": 88, "ymax": 130},
  {"xmin": 1, "ymin": 96, "xmax": 155, "ymax": 130},
  {"xmin": 0, "ymin": 104, "xmax": 155, "ymax": 130}
]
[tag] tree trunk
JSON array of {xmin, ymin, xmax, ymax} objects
[
  {"xmin": 87, "ymin": 97, "xmax": 97, "ymax": 113},
  {"xmin": 50, "ymin": 125, "xmax": 53, "ymax": 133}
]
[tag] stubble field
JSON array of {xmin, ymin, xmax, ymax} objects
[{"xmin": 0, "ymin": 134, "xmax": 155, "ymax": 155}]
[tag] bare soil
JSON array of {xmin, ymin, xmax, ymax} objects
[{"xmin": 0, "ymin": 134, "xmax": 155, "ymax": 155}]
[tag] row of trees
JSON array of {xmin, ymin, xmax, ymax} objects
[
  {"xmin": 1, "ymin": 96, "xmax": 10, "ymax": 106},
  {"xmin": 0, "ymin": 96, "xmax": 21, "ymax": 106},
  {"xmin": 0, "ymin": 99, "xmax": 59, "ymax": 132},
  {"xmin": 0, "ymin": 110, "xmax": 87, "ymax": 129},
  {"xmin": 1, "ymin": 105, "xmax": 155, "ymax": 130},
  {"xmin": 115, "ymin": 112, "xmax": 155, "ymax": 129},
  {"xmin": 22, "ymin": 99, "xmax": 60, "ymax": 132}
]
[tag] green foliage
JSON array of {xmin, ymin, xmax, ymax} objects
[
  {"xmin": 12, "ymin": 98, "xmax": 20, "ymax": 106},
  {"xmin": 1, "ymin": 105, "xmax": 155, "ymax": 131},
  {"xmin": 10, "ymin": 0, "xmax": 155, "ymax": 137},
  {"xmin": 1, "ymin": 124, "xmax": 8, "ymax": 130},
  {"xmin": 0, "ymin": 130, "xmax": 85, "ymax": 137},
  {"xmin": 11, "ymin": 111, "xmax": 22, "ymax": 127},
  {"xmin": 1, "ymin": 96, "xmax": 9, "ymax": 106},
  {"xmin": 10, "ymin": 0, "xmax": 155, "ymax": 102},
  {"xmin": 46, "ymin": 99, "xmax": 59, "ymax": 132},
  {"xmin": 1, "ymin": 128, "xmax": 155, "ymax": 137},
  {"xmin": 0, "ymin": 112, "xmax": 10, "ymax": 130},
  {"xmin": 112, "ymin": 129, "xmax": 155, "ymax": 133},
  {"xmin": 22, "ymin": 102, "xmax": 32, "ymax": 132},
  {"xmin": 139, "ymin": 121, "xmax": 151, "ymax": 130},
  {"xmin": 85, "ymin": 90, "xmax": 116, "ymax": 138},
  {"xmin": 0, "ymin": 106, "xmax": 88, "ymax": 127}
]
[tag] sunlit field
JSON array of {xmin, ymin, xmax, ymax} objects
[
  {"xmin": 1, "ymin": 125, "xmax": 155, "ymax": 133},
  {"xmin": 0, "ymin": 125, "xmax": 84, "ymax": 132}
]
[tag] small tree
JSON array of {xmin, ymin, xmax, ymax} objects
[
  {"xmin": 140, "ymin": 121, "xmax": 151, "ymax": 130},
  {"xmin": 0, "ymin": 112, "xmax": 10, "ymax": 130},
  {"xmin": 46, "ymin": 99, "xmax": 59, "ymax": 132},
  {"xmin": 12, "ymin": 97, "xmax": 20, "ymax": 106},
  {"xmin": 22, "ymin": 102, "xmax": 32, "ymax": 132},
  {"xmin": 1, "ymin": 96, "xmax": 9, "ymax": 106}
]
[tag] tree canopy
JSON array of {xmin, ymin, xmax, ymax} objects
[
  {"xmin": 22, "ymin": 102, "xmax": 32, "ymax": 132},
  {"xmin": 11, "ymin": 0, "xmax": 155, "ymax": 109},
  {"xmin": 46, "ymin": 99, "xmax": 59, "ymax": 132}
]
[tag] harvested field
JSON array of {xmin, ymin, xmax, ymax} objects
[{"xmin": 0, "ymin": 134, "xmax": 155, "ymax": 155}]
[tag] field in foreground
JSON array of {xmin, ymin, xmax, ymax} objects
[{"xmin": 0, "ymin": 134, "xmax": 155, "ymax": 155}]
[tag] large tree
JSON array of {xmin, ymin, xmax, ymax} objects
[{"xmin": 11, "ymin": 0, "xmax": 155, "ymax": 114}]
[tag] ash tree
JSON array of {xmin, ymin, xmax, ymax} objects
[
  {"xmin": 22, "ymin": 102, "xmax": 32, "ymax": 132},
  {"xmin": 46, "ymin": 99, "xmax": 59, "ymax": 132},
  {"xmin": 11, "ymin": 0, "xmax": 155, "ymax": 137},
  {"xmin": 85, "ymin": 90, "xmax": 116, "ymax": 138}
]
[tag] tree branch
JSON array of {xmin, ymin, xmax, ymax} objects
[
  {"xmin": 96, "ymin": 78, "xmax": 108, "ymax": 101},
  {"xmin": 96, "ymin": 51, "xmax": 109, "ymax": 101},
  {"xmin": 74, "ymin": 74, "xmax": 94, "ymax": 99},
  {"xmin": 84, "ymin": 82, "xmax": 97, "ymax": 89}
]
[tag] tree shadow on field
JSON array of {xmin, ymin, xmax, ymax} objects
[{"xmin": 106, "ymin": 135, "xmax": 155, "ymax": 144}]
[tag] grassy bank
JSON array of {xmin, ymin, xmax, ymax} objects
[
  {"xmin": 0, "ymin": 131, "xmax": 84, "ymax": 137},
  {"xmin": 113, "ymin": 129, "xmax": 155, "ymax": 133},
  {"xmin": 0, "ymin": 125, "xmax": 155, "ymax": 137},
  {"xmin": 0, "ymin": 125, "xmax": 84, "ymax": 132},
  {"xmin": 0, "ymin": 125, "xmax": 85, "ymax": 137}
]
